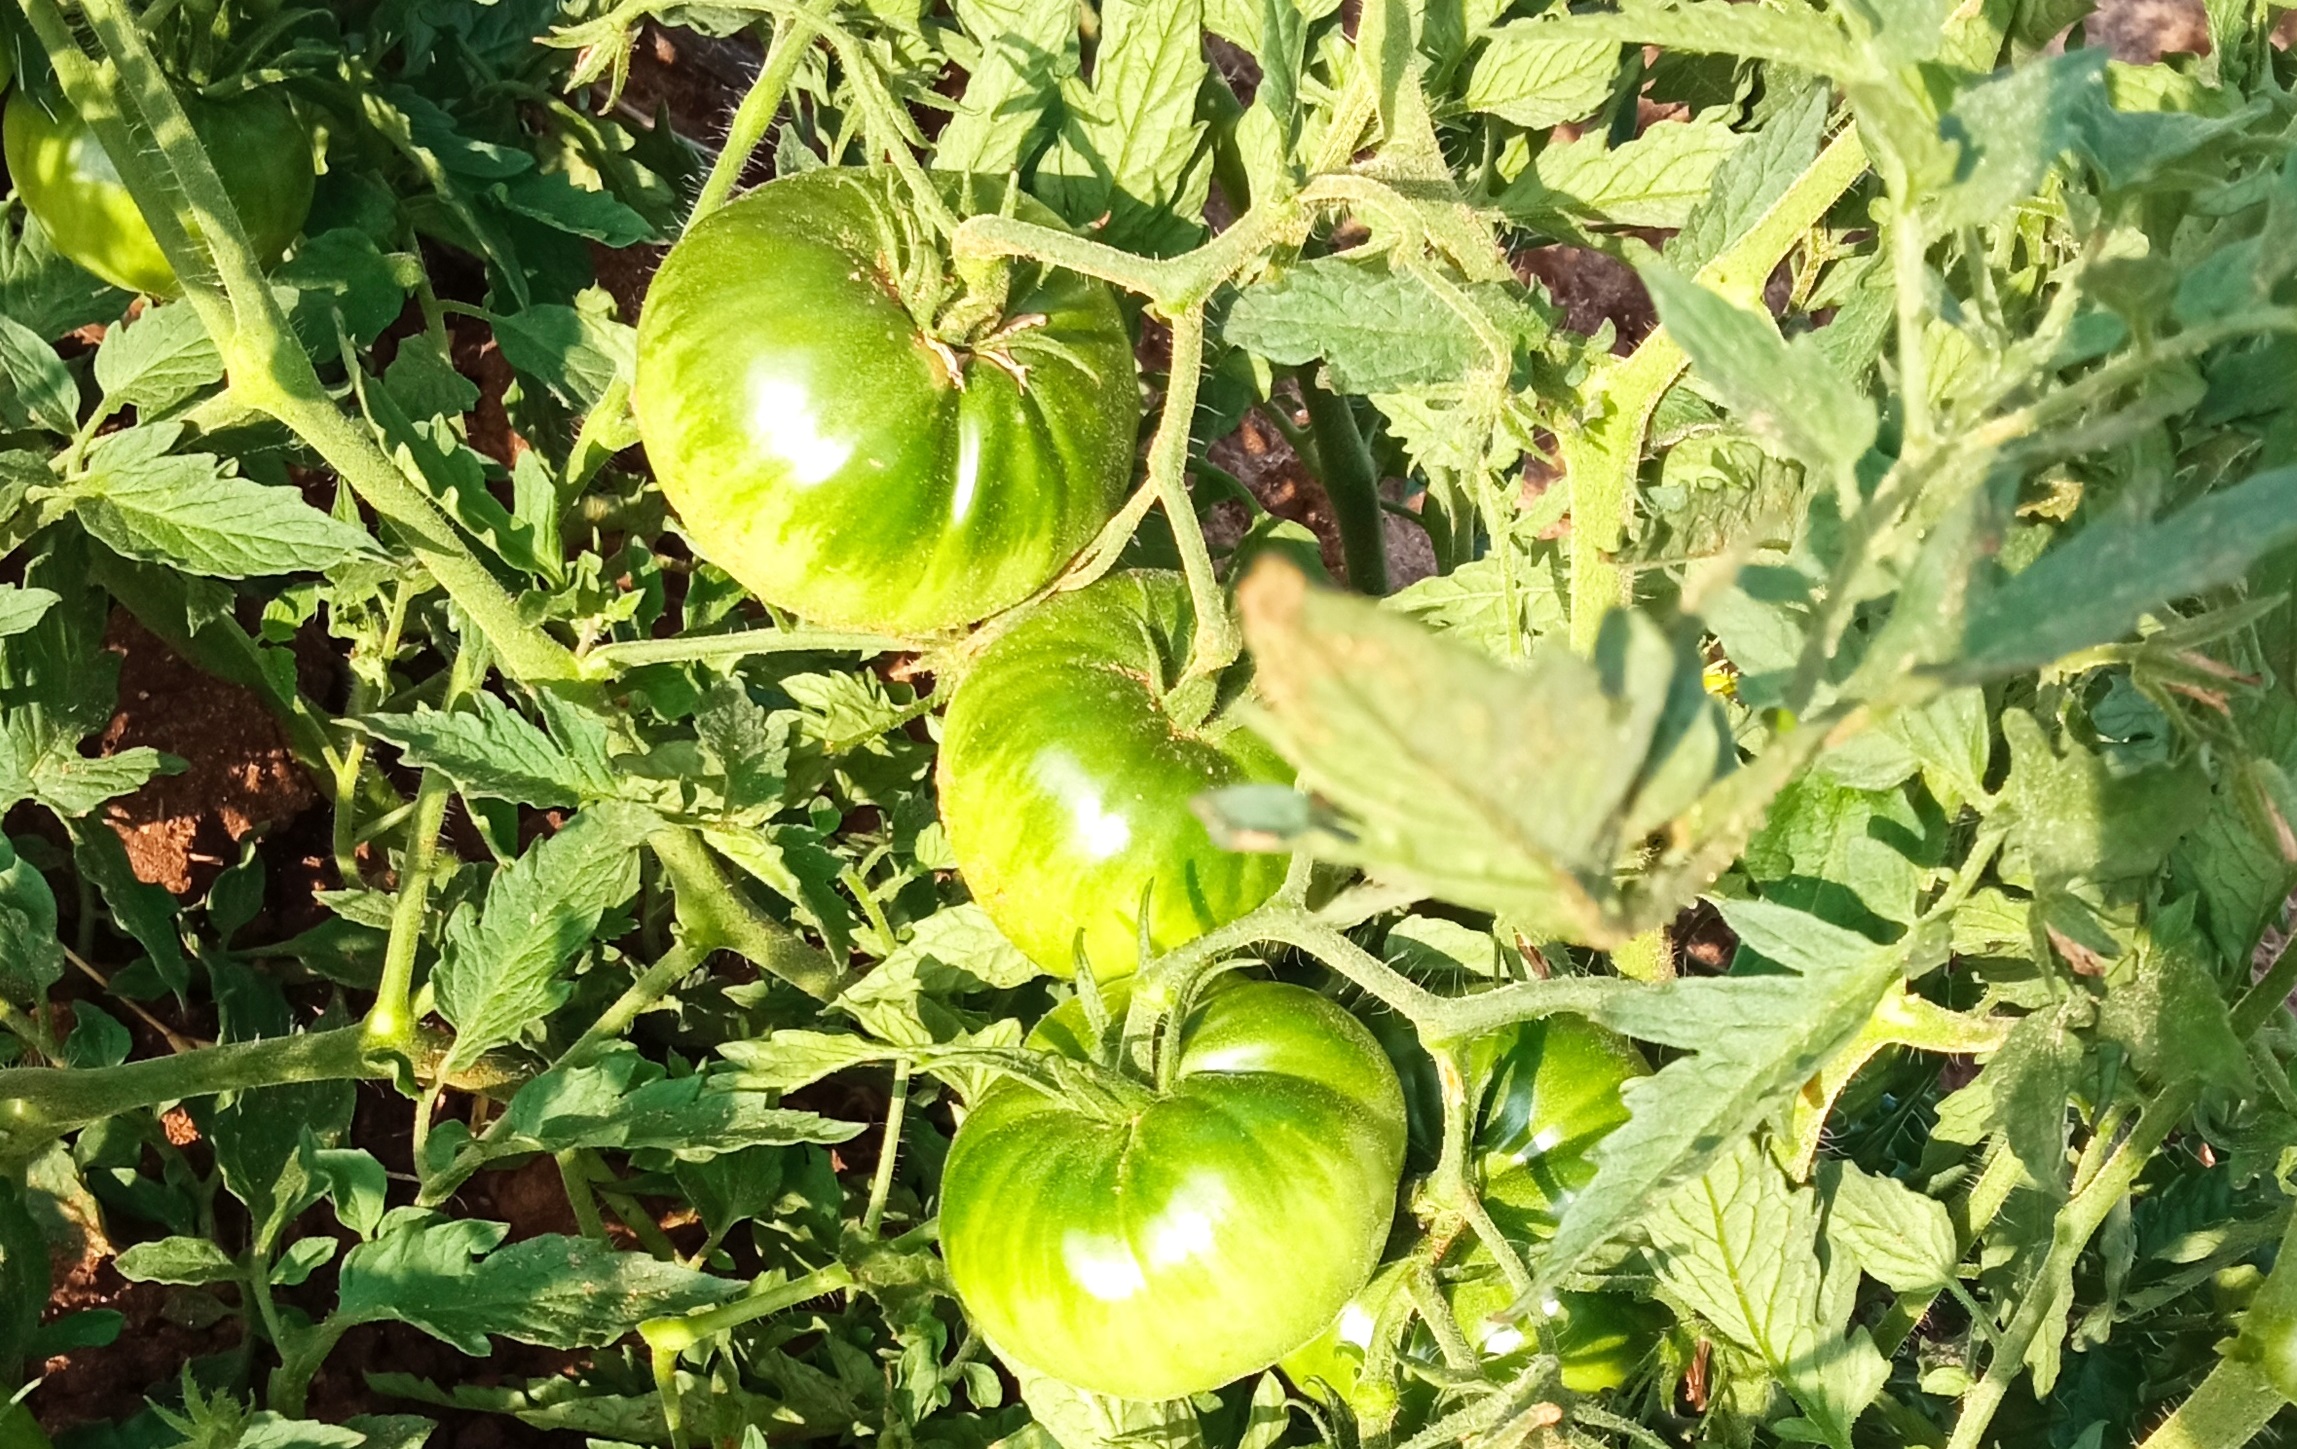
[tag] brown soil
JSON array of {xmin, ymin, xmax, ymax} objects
[{"xmin": 97, "ymin": 611, "xmax": 319, "ymax": 899}]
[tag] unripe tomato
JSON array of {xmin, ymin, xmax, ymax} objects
[
  {"xmin": 940, "ymin": 975, "xmax": 1407, "ymax": 1401},
  {"xmin": 1472, "ymin": 1014, "xmax": 1648, "ymax": 1240},
  {"xmin": 3, "ymin": 89, "xmax": 314, "ymax": 297},
  {"xmin": 633, "ymin": 168, "xmax": 1140, "ymax": 634},
  {"xmin": 1282, "ymin": 1256, "xmax": 1666, "ymax": 1404},
  {"xmin": 937, "ymin": 571, "xmax": 1290, "ymax": 979}
]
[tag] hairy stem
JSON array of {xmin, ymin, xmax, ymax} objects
[{"xmin": 689, "ymin": 16, "xmax": 817, "ymax": 223}]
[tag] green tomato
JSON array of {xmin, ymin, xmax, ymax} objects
[
  {"xmin": 940, "ymin": 975, "xmax": 1407, "ymax": 1401},
  {"xmin": 1283, "ymin": 1251, "xmax": 1667, "ymax": 1406},
  {"xmin": 1473, "ymin": 1014, "xmax": 1648, "ymax": 1239},
  {"xmin": 3, "ymin": 89, "xmax": 314, "ymax": 297},
  {"xmin": 938, "ymin": 572, "xmax": 1290, "ymax": 979},
  {"xmin": 633, "ymin": 168, "xmax": 1139, "ymax": 634}
]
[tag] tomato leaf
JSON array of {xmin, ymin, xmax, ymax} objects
[
  {"xmin": 336, "ymin": 1211, "xmax": 741, "ymax": 1354},
  {"xmin": 66, "ymin": 426, "xmax": 384, "ymax": 579},
  {"xmin": 1459, "ymin": 21, "xmax": 1620, "ymax": 129},
  {"xmin": 1539, "ymin": 902, "xmax": 1934, "ymax": 1295},
  {"xmin": 431, "ymin": 801, "xmax": 661, "ymax": 1074},
  {"xmin": 91, "ymin": 303, "xmax": 223, "ymax": 420},
  {"xmin": 1648, "ymin": 1139, "xmax": 1889, "ymax": 1449},
  {"xmin": 359, "ymin": 694, "xmax": 606, "ymax": 809},
  {"xmin": 1640, "ymin": 261, "xmax": 1877, "ymax": 482}
]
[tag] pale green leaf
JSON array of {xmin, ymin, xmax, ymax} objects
[
  {"xmin": 1544, "ymin": 901, "xmax": 1927, "ymax": 1294},
  {"xmin": 1500, "ymin": 115, "xmax": 1744, "ymax": 230},
  {"xmin": 360, "ymin": 695, "xmax": 602, "ymax": 809},
  {"xmin": 1961, "ymin": 466, "xmax": 2297, "ymax": 677},
  {"xmin": 933, "ymin": 0, "xmax": 1078, "ymax": 174},
  {"xmin": 92, "ymin": 303, "xmax": 223, "ymax": 417},
  {"xmin": 1461, "ymin": 23, "xmax": 1620, "ymax": 128},
  {"xmin": 70, "ymin": 427, "xmax": 382, "ymax": 579},
  {"xmin": 1640, "ymin": 261, "xmax": 1877, "ymax": 479}
]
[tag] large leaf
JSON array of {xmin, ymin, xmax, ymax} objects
[
  {"xmin": 337, "ymin": 1211, "xmax": 741, "ymax": 1354},
  {"xmin": 1541, "ymin": 901, "xmax": 1930, "ymax": 1294}
]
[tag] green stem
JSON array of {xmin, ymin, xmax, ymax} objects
[
  {"xmin": 1946, "ymin": 1083, "xmax": 2200, "ymax": 1449},
  {"xmin": 1154, "ymin": 307, "xmax": 1243, "ymax": 686},
  {"xmin": 361, "ymin": 639, "xmax": 487, "ymax": 1053},
  {"xmin": 689, "ymin": 17, "xmax": 818, "ymax": 224},
  {"xmin": 642, "ymin": 1261, "xmax": 857, "ymax": 1355},
  {"xmin": 861, "ymin": 1060, "xmax": 911, "ymax": 1238},
  {"xmin": 1893, "ymin": 203, "xmax": 1935, "ymax": 451},
  {"xmin": 560, "ymin": 942, "xmax": 709, "ymax": 1071},
  {"xmin": 557, "ymin": 1148, "xmax": 611, "ymax": 1240},
  {"xmin": 0, "ymin": 1026, "xmax": 378, "ymax": 1146},
  {"xmin": 2138, "ymin": 1361, "xmax": 2286, "ymax": 1449},
  {"xmin": 268, "ymin": 1316, "xmax": 353, "ymax": 1417},
  {"xmin": 581, "ymin": 627, "xmax": 903, "ymax": 676},
  {"xmin": 650, "ymin": 828, "xmax": 848, "ymax": 1000},
  {"xmin": 1300, "ymin": 378, "xmax": 1388, "ymax": 594}
]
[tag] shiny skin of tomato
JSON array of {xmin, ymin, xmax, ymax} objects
[
  {"xmin": 632, "ymin": 168, "xmax": 1140, "ymax": 635},
  {"xmin": 1472, "ymin": 1014, "xmax": 1648, "ymax": 1239},
  {"xmin": 3, "ymin": 89, "xmax": 313, "ymax": 297},
  {"xmin": 940, "ymin": 976, "xmax": 1408, "ymax": 1401},
  {"xmin": 937, "ymin": 572, "xmax": 1291, "ymax": 979},
  {"xmin": 1283, "ymin": 1250, "xmax": 1668, "ymax": 1406}
]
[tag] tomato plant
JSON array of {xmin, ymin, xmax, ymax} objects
[
  {"xmin": 633, "ymin": 168, "xmax": 1140, "ymax": 635},
  {"xmin": 1, "ymin": 0, "xmax": 2295, "ymax": 1444},
  {"xmin": 937, "ymin": 571, "xmax": 1291, "ymax": 977},
  {"xmin": 939, "ymin": 976, "xmax": 1407, "ymax": 1400},
  {"xmin": 4, "ymin": 88, "xmax": 310, "ymax": 296}
]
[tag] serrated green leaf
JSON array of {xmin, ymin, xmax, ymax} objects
[
  {"xmin": 491, "ymin": 171, "xmax": 655, "ymax": 246},
  {"xmin": 432, "ymin": 801, "xmax": 661, "ymax": 1072},
  {"xmin": 1035, "ymin": 0, "xmax": 1209, "ymax": 253},
  {"xmin": 70, "ymin": 427, "xmax": 382, "ymax": 579},
  {"xmin": 1224, "ymin": 258, "xmax": 1546, "ymax": 393},
  {"xmin": 933, "ymin": 0, "xmax": 1078, "ymax": 174},
  {"xmin": 0, "ymin": 588, "xmax": 58, "ymax": 642},
  {"xmin": 92, "ymin": 303, "xmax": 223, "ymax": 418},
  {"xmin": 1232, "ymin": 564, "xmax": 1714, "ymax": 944},
  {"xmin": 0, "ymin": 314, "xmax": 79, "ymax": 436},
  {"xmin": 114, "ymin": 1236, "xmax": 240, "ymax": 1286},
  {"xmin": 1820, "ymin": 1160, "xmax": 1956, "ymax": 1295},
  {"xmin": 1640, "ymin": 261, "xmax": 1877, "ymax": 480},
  {"xmin": 1544, "ymin": 901, "xmax": 1927, "ymax": 1294},
  {"xmin": 360, "ymin": 695, "xmax": 601, "ymax": 809},
  {"xmin": 1460, "ymin": 23, "xmax": 1620, "ymax": 128},
  {"xmin": 1649, "ymin": 1140, "xmax": 1887, "ymax": 1449},
  {"xmin": 1499, "ymin": 115, "xmax": 1744, "ymax": 230},
  {"xmin": 337, "ymin": 1212, "xmax": 741, "ymax": 1354},
  {"xmin": 1961, "ymin": 467, "xmax": 2297, "ymax": 677},
  {"xmin": 1666, "ymin": 84, "xmax": 1830, "ymax": 275},
  {"xmin": 489, "ymin": 1048, "xmax": 863, "ymax": 1162},
  {"xmin": 491, "ymin": 302, "xmax": 635, "ymax": 409},
  {"xmin": 2001, "ymin": 710, "xmax": 2208, "ymax": 886}
]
